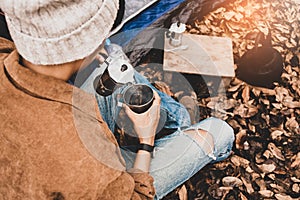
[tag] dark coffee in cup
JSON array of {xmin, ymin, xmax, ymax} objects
[{"xmin": 124, "ymin": 84, "xmax": 154, "ymax": 114}]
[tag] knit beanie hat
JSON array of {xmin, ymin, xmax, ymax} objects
[{"xmin": 1, "ymin": 0, "xmax": 119, "ymax": 65}]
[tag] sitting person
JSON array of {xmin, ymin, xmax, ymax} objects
[{"xmin": 0, "ymin": 0, "xmax": 235, "ymax": 199}]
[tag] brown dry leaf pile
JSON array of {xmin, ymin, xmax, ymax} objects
[{"xmin": 163, "ymin": 0, "xmax": 300, "ymax": 199}]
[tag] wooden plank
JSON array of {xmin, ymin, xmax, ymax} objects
[{"xmin": 163, "ymin": 33, "xmax": 235, "ymax": 77}]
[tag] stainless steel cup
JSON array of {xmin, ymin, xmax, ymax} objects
[{"xmin": 123, "ymin": 84, "xmax": 154, "ymax": 114}]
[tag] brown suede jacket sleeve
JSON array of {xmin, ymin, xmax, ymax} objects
[
  {"xmin": 128, "ymin": 170, "xmax": 156, "ymax": 200},
  {"xmin": 100, "ymin": 170, "xmax": 155, "ymax": 200}
]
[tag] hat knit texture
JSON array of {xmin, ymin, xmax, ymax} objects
[{"xmin": 1, "ymin": 0, "xmax": 119, "ymax": 65}]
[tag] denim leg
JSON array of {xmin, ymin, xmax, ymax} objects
[
  {"xmin": 120, "ymin": 117, "xmax": 234, "ymax": 199},
  {"xmin": 95, "ymin": 91, "xmax": 123, "ymax": 131},
  {"xmin": 150, "ymin": 117, "xmax": 234, "ymax": 199}
]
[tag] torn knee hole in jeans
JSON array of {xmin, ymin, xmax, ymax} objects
[{"xmin": 184, "ymin": 128, "xmax": 216, "ymax": 160}]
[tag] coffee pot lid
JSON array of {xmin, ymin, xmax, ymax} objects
[
  {"xmin": 108, "ymin": 58, "xmax": 135, "ymax": 84},
  {"xmin": 169, "ymin": 22, "xmax": 186, "ymax": 33}
]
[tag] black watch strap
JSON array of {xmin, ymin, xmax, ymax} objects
[{"xmin": 138, "ymin": 143, "xmax": 154, "ymax": 153}]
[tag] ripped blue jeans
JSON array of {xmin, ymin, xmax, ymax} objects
[
  {"xmin": 81, "ymin": 71, "xmax": 234, "ymax": 199},
  {"xmin": 122, "ymin": 117, "xmax": 234, "ymax": 200}
]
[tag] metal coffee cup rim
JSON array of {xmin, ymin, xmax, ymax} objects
[{"xmin": 123, "ymin": 84, "xmax": 154, "ymax": 110}]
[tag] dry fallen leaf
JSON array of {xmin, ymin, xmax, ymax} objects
[
  {"xmin": 263, "ymin": 150, "xmax": 272, "ymax": 159},
  {"xmin": 275, "ymin": 194, "xmax": 296, "ymax": 200},
  {"xmin": 268, "ymin": 143, "xmax": 285, "ymax": 161},
  {"xmin": 230, "ymin": 155, "xmax": 250, "ymax": 168},
  {"xmin": 291, "ymin": 152, "xmax": 300, "ymax": 168},
  {"xmin": 234, "ymin": 103, "xmax": 259, "ymax": 118},
  {"xmin": 283, "ymin": 101, "xmax": 300, "ymax": 109},
  {"xmin": 216, "ymin": 186, "xmax": 233, "ymax": 198},
  {"xmin": 241, "ymin": 177, "xmax": 255, "ymax": 194},
  {"xmin": 285, "ymin": 117, "xmax": 300, "ymax": 134},
  {"xmin": 291, "ymin": 177, "xmax": 300, "ymax": 183},
  {"xmin": 292, "ymin": 184, "xmax": 300, "ymax": 193},
  {"xmin": 245, "ymin": 166, "xmax": 254, "ymax": 173},
  {"xmin": 272, "ymin": 103, "xmax": 283, "ymax": 109},
  {"xmin": 240, "ymin": 192, "xmax": 248, "ymax": 200},
  {"xmin": 223, "ymin": 11, "xmax": 236, "ymax": 20},
  {"xmin": 222, "ymin": 176, "xmax": 243, "ymax": 187},
  {"xmin": 255, "ymin": 178, "xmax": 267, "ymax": 191},
  {"xmin": 243, "ymin": 141, "xmax": 250, "ymax": 150},
  {"xmin": 153, "ymin": 81, "xmax": 174, "ymax": 97},
  {"xmin": 270, "ymin": 183, "xmax": 286, "ymax": 193},
  {"xmin": 258, "ymin": 163, "xmax": 276, "ymax": 174},
  {"xmin": 227, "ymin": 83, "xmax": 242, "ymax": 93},
  {"xmin": 242, "ymin": 85, "xmax": 250, "ymax": 103},
  {"xmin": 235, "ymin": 130, "xmax": 247, "ymax": 149},
  {"xmin": 258, "ymin": 190, "xmax": 274, "ymax": 198},
  {"xmin": 270, "ymin": 130, "xmax": 284, "ymax": 140},
  {"xmin": 268, "ymin": 174, "xmax": 276, "ymax": 180},
  {"xmin": 178, "ymin": 184, "xmax": 188, "ymax": 200}
]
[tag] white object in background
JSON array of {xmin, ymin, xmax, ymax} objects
[{"xmin": 168, "ymin": 22, "xmax": 186, "ymax": 47}]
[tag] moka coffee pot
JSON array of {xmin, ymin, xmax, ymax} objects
[{"xmin": 94, "ymin": 43, "xmax": 134, "ymax": 96}]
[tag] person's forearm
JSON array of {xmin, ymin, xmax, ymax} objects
[
  {"xmin": 133, "ymin": 137, "xmax": 155, "ymax": 172},
  {"xmin": 133, "ymin": 150, "xmax": 152, "ymax": 172}
]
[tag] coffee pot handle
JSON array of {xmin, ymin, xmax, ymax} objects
[{"xmin": 254, "ymin": 29, "xmax": 272, "ymax": 51}]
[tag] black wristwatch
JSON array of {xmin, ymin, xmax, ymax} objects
[{"xmin": 138, "ymin": 143, "xmax": 155, "ymax": 157}]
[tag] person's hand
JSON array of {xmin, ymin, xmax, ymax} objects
[
  {"xmin": 123, "ymin": 90, "xmax": 161, "ymax": 145},
  {"xmin": 95, "ymin": 47, "xmax": 108, "ymax": 64}
]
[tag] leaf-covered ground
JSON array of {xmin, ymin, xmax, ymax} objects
[{"xmin": 159, "ymin": 0, "xmax": 300, "ymax": 199}]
